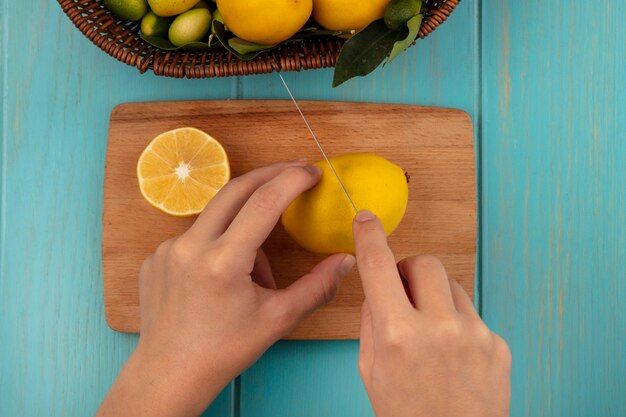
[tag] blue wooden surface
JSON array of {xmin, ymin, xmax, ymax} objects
[
  {"xmin": 481, "ymin": 1, "xmax": 626, "ymax": 416},
  {"xmin": 0, "ymin": 1, "xmax": 624, "ymax": 416}
]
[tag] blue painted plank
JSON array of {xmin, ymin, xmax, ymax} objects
[
  {"xmin": 481, "ymin": 1, "xmax": 626, "ymax": 416},
  {"xmin": 0, "ymin": 2, "xmax": 237, "ymax": 416},
  {"xmin": 241, "ymin": 342, "xmax": 372, "ymax": 417},
  {"xmin": 238, "ymin": 2, "xmax": 479, "ymax": 415}
]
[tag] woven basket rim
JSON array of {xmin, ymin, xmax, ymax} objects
[{"xmin": 58, "ymin": 0, "xmax": 460, "ymax": 79}]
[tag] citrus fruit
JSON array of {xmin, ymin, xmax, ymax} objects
[
  {"xmin": 137, "ymin": 128, "xmax": 230, "ymax": 217},
  {"xmin": 168, "ymin": 8, "xmax": 212, "ymax": 47},
  {"xmin": 216, "ymin": 0, "xmax": 312, "ymax": 45},
  {"xmin": 103, "ymin": 0, "xmax": 148, "ymax": 22},
  {"xmin": 384, "ymin": 0, "xmax": 421, "ymax": 30},
  {"xmin": 141, "ymin": 11, "xmax": 173, "ymax": 37},
  {"xmin": 148, "ymin": 0, "xmax": 200, "ymax": 17},
  {"xmin": 312, "ymin": 0, "xmax": 391, "ymax": 31},
  {"xmin": 281, "ymin": 153, "xmax": 408, "ymax": 254}
]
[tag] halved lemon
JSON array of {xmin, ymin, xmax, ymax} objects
[{"xmin": 137, "ymin": 127, "xmax": 230, "ymax": 216}]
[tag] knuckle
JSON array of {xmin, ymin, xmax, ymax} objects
[
  {"xmin": 203, "ymin": 248, "xmax": 232, "ymax": 278},
  {"xmin": 494, "ymin": 335, "xmax": 512, "ymax": 367},
  {"xmin": 474, "ymin": 322, "xmax": 493, "ymax": 343},
  {"xmin": 154, "ymin": 239, "xmax": 172, "ymax": 258},
  {"xmin": 282, "ymin": 165, "xmax": 313, "ymax": 182},
  {"xmin": 170, "ymin": 238, "xmax": 188, "ymax": 257},
  {"xmin": 433, "ymin": 318, "xmax": 464, "ymax": 345},
  {"xmin": 249, "ymin": 186, "xmax": 283, "ymax": 212},
  {"xmin": 380, "ymin": 321, "xmax": 413, "ymax": 350},
  {"xmin": 167, "ymin": 239, "xmax": 192, "ymax": 267}
]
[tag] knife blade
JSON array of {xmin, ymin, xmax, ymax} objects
[{"xmin": 278, "ymin": 74, "xmax": 359, "ymax": 214}]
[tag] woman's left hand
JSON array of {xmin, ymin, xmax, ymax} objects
[{"xmin": 97, "ymin": 159, "xmax": 355, "ymax": 417}]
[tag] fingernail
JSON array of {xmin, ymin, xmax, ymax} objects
[
  {"xmin": 303, "ymin": 165, "xmax": 322, "ymax": 176},
  {"xmin": 287, "ymin": 158, "xmax": 308, "ymax": 165},
  {"xmin": 339, "ymin": 254, "xmax": 356, "ymax": 277},
  {"xmin": 355, "ymin": 210, "xmax": 376, "ymax": 223}
]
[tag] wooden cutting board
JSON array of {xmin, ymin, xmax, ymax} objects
[{"xmin": 103, "ymin": 100, "xmax": 476, "ymax": 339}]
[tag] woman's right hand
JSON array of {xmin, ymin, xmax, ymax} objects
[{"xmin": 353, "ymin": 210, "xmax": 511, "ymax": 417}]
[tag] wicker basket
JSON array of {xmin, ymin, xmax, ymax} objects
[{"xmin": 58, "ymin": 0, "xmax": 460, "ymax": 79}]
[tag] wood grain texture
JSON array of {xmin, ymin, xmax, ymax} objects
[
  {"xmin": 103, "ymin": 100, "xmax": 476, "ymax": 339},
  {"xmin": 482, "ymin": 1, "xmax": 626, "ymax": 416}
]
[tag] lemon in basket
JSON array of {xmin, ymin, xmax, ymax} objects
[
  {"xmin": 216, "ymin": 0, "xmax": 312, "ymax": 45},
  {"xmin": 141, "ymin": 11, "xmax": 173, "ymax": 37},
  {"xmin": 281, "ymin": 153, "xmax": 408, "ymax": 254},
  {"xmin": 312, "ymin": 0, "xmax": 391, "ymax": 31},
  {"xmin": 103, "ymin": 0, "xmax": 149, "ymax": 22},
  {"xmin": 148, "ymin": 0, "xmax": 199, "ymax": 17},
  {"xmin": 137, "ymin": 128, "xmax": 230, "ymax": 217},
  {"xmin": 168, "ymin": 8, "xmax": 212, "ymax": 47}
]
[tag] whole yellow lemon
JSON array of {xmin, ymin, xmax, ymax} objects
[
  {"xmin": 312, "ymin": 0, "xmax": 392, "ymax": 31},
  {"xmin": 281, "ymin": 153, "xmax": 408, "ymax": 254},
  {"xmin": 216, "ymin": 0, "xmax": 312, "ymax": 45}
]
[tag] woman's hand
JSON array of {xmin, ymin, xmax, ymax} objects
[
  {"xmin": 97, "ymin": 160, "xmax": 355, "ymax": 417},
  {"xmin": 353, "ymin": 210, "xmax": 511, "ymax": 417}
]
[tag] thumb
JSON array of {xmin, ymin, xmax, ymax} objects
[{"xmin": 278, "ymin": 253, "xmax": 356, "ymax": 323}]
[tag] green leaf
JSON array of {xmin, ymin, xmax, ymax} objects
[
  {"xmin": 140, "ymin": 34, "xmax": 210, "ymax": 51},
  {"xmin": 211, "ymin": 8, "xmax": 226, "ymax": 30},
  {"xmin": 228, "ymin": 38, "xmax": 277, "ymax": 55},
  {"xmin": 212, "ymin": 19, "xmax": 273, "ymax": 60},
  {"xmin": 211, "ymin": 17, "xmax": 235, "ymax": 52},
  {"xmin": 294, "ymin": 26, "xmax": 352, "ymax": 38},
  {"xmin": 332, "ymin": 19, "xmax": 407, "ymax": 88},
  {"xmin": 385, "ymin": 14, "xmax": 423, "ymax": 65}
]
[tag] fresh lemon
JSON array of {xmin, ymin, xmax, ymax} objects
[
  {"xmin": 168, "ymin": 8, "xmax": 212, "ymax": 47},
  {"xmin": 148, "ymin": 0, "xmax": 200, "ymax": 17},
  {"xmin": 281, "ymin": 153, "xmax": 408, "ymax": 254},
  {"xmin": 137, "ymin": 128, "xmax": 230, "ymax": 217},
  {"xmin": 312, "ymin": 0, "xmax": 391, "ymax": 31},
  {"xmin": 216, "ymin": 0, "xmax": 312, "ymax": 45},
  {"xmin": 103, "ymin": 0, "xmax": 149, "ymax": 22},
  {"xmin": 384, "ymin": 0, "xmax": 421, "ymax": 30},
  {"xmin": 141, "ymin": 11, "xmax": 173, "ymax": 37}
]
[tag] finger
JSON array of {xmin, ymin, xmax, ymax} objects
[
  {"xmin": 221, "ymin": 165, "xmax": 322, "ymax": 252},
  {"xmin": 450, "ymin": 280, "xmax": 480, "ymax": 319},
  {"xmin": 275, "ymin": 254, "xmax": 355, "ymax": 324},
  {"xmin": 358, "ymin": 301, "xmax": 374, "ymax": 382},
  {"xmin": 397, "ymin": 255, "xmax": 456, "ymax": 315},
  {"xmin": 353, "ymin": 210, "xmax": 411, "ymax": 317},
  {"xmin": 251, "ymin": 249, "xmax": 277, "ymax": 289},
  {"xmin": 184, "ymin": 159, "xmax": 308, "ymax": 242}
]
